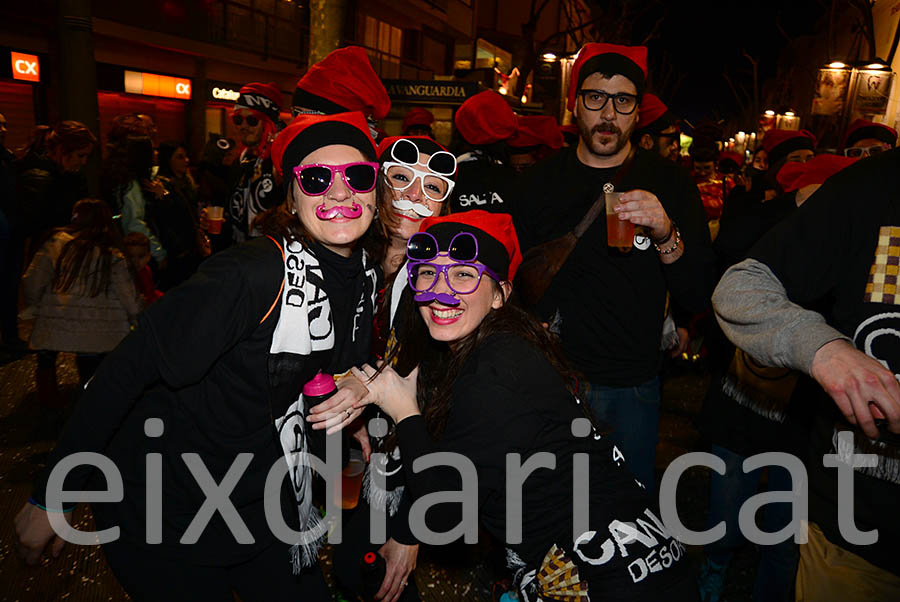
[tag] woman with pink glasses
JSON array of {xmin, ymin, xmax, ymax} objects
[{"xmin": 15, "ymin": 112, "xmax": 384, "ymax": 601}]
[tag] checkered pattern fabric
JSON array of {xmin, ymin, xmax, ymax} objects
[{"xmin": 865, "ymin": 226, "xmax": 900, "ymax": 304}]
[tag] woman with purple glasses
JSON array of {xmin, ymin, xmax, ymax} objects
[
  {"xmin": 14, "ymin": 112, "xmax": 384, "ymax": 600},
  {"xmin": 354, "ymin": 210, "xmax": 699, "ymax": 601}
]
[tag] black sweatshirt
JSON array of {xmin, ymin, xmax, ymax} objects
[
  {"xmin": 513, "ymin": 147, "xmax": 716, "ymax": 386},
  {"xmin": 32, "ymin": 237, "xmax": 373, "ymax": 565},
  {"xmin": 747, "ymin": 149, "xmax": 900, "ymax": 576},
  {"xmin": 396, "ymin": 333, "xmax": 695, "ymax": 600}
]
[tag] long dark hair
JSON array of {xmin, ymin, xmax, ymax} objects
[
  {"xmin": 52, "ymin": 198, "xmax": 124, "ymax": 297},
  {"xmin": 101, "ymin": 135, "xmax": 154, "ymax": 209},
  {"xmin": 386, "ymin": 282, "xmax": 583, "ymax": 441}
]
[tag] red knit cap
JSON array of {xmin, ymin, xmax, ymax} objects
[
  {"xmin": 508, "ymin": 115, "xmax": 563, "ymax": 150},
  {"xmin": 402, "ymin": 108, "xmax": 435, "ymax": 133},
  {"xmin": 454, "ymin": 90, "xmax": 518, "ymax": 146},
  {"xmin": 419, "ymin": 210, "xmax": 523, "ymax": 281},
  {"xmin": 271, "ymin": 112, "xmax": 376, "ymax": 178},
  {"xmin": 841, "ymin": 118, "xmax": 898, "ymax": 149},
  {"xmin": 568, "ymin": 43, "xmax": 648, "ymax": 112},
  {"xmin": 293, "ymin": 46, "xmax": 391, "ymax": 120},
  {"xmin": 761, "ymin": 129, "xmax": 817, "ymax": 165},
  {"xmin": 776, "ymin": 154, "xmax": 856, "ymax": 192},
  {"xmin": 235, "ymin": 82, "xmax": 284, "ymax": 124}
]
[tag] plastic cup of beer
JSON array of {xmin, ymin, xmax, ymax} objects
[
  {"xmin": 338, "ymin": 449, "xmax": 366, "ymax": 510},
  {"xmin": 207, "ymin": 206, "xmax": 225, "ymax": 235},
  {"xmin": 605, "ymin": 192, "xmax": 634, "ymax": 250}
]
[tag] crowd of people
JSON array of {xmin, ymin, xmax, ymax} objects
[{"xmin": 2, "ymin": 40, "xmax": 899, "ymax": 602}]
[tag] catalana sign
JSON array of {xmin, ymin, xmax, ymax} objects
[{"xmin": 383, "ymin": 79, "xmax": 479, "ymax": 105}]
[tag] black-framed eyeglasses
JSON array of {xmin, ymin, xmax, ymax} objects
[{"xmin": 577, "ymin": 90, "xmax": 638, "ymax": 114}]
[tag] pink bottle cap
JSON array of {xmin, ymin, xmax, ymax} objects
[{"xmin": 303, "ymin": 372, "xmax": 336, "ymax": 397}]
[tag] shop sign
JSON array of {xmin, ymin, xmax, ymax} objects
[
  {"xmin": 854, "ymin": 70, "xmax": 894, "ymax": 115},
  {"xmin": 383, "ymin": 79, "xmax": 479, "ymax": 104},
  {"xmin": 124, "ymin": 70, "xmax": 191, "ymax": 99},
  {"xmin": 207, "ymin": 81, "xmax": 242, "ymax": 102},
  {"xmin": 11, "ymin": 52, "xmax": 40, "ymax": 82},
  {"xmin": 211, "ymin": 86, "xmax": 240, "ymax": 101}
]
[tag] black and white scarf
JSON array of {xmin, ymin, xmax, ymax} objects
[{"xmin": 270, "ymin": 237, "xmax": 377, "ymax": 573}]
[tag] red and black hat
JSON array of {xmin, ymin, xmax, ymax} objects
[
  {"xmin": 455, "ymin": 90, "xmax": 518, "ymax": 146},
  {"xmin": 776, "ymin": 154, "xmax": 856, "ymax": 192},
  {"xmin": 568, "ymin": 43, "xmax": 648, "ymax": 112},
  {"xmin": 402, "ymin": 108, "xmax": 435, "ymax": 133},
  {"xmin": 271, "ymin": 112, "xmax": 376, "ymax": 178},
  {"xmin": 761, "ymin": 129, "xmax": 817, "ymax": 166},
  {"xmin": 635, "ymin": 93, "xmax": 677, "ymax": 135},
  {"xmin": 235, "ymin": 82, "xmax": 283, "ymax": 124},
  {"xmin": 419, "ymin": 210, "xmax": 523, "ymax": 281},
  {"xmin": 841, "ymin": 118, "xmax": 898, "ymax": 149},
  {"xmin": 508, "ymin": 115, "xmax": 563, "ymax": 151},
  {"xmin": 292, "ymin": 46, "xmax": 391, "ymax": 120}
]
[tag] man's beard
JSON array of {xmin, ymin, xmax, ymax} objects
[{"xmin": 578, "ymin": 119, "xmax": 634, "ymax": 157}]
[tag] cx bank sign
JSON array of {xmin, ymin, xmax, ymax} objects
[{"xmin": 11, "ymin": 52, "xmax": 40, "ymax": 83}]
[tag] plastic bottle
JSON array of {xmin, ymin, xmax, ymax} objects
[
  {"xmin": 302, "ymin": 372, "xmax": 350, "ymax": 469},
  {"xmin": 361, "ymin": 551, "xmax": 386, "ymax": 601}
]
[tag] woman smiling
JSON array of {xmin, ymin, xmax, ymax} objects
[{"xmin": 355, "ymin": 211, "xmax": 698, "ymax": 601}]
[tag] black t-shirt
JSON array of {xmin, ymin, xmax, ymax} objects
[
  {"xmin": 513, "ymin": 147, "xmax": 716, "ymax": 385},
  {"xmin": 396, "ymin": 333, "xmax": 695, "ymax": 599},
  {"xmin": 749, "ymin": 148, "xmax": 900, "ymax": 575},
  {"xmin": 449, "ymin": 156, "xmax": 518, "ymax": 214}
]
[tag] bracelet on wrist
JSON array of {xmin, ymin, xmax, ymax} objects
[
  {"xmin": 654, "ymin": 226, "xmax": 681, "ymax": 255},
  {"xmin": 651, "ymin": 221, "xmax": 675, "ymax": 245}
]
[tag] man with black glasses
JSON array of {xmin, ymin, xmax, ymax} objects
[{"xmin": 513, "ymin": 43, "xmax": 715, "ymax": 491}]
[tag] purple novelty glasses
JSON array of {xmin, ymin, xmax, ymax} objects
[{"xmin": 406, "ymin": 231, "xmax": 500, "ymax": 296}]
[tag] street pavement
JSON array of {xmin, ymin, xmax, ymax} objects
[{"xmin": 0, "ymin": 345, "xmax": 757, "ymax": 601}]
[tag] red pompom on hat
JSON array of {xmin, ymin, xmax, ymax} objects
[
  {"xmin": 841, "ymin": 118, "xmax": 898, "ymax": 149},
  {"xmin": 454, "ymin": 90, "xmax": 518, "ymax": 146},
  {"xmin": 419, "ymin": 210, "xmax": 523, "ymax": 282},
  {"xmin": 402, "ymin": 108, "xmax": 435, "ymax": 133},
  {"xmin": 568, "ymin": 43, "xmax": 648, "ymax": 112},
  {"xmin": 776, "ymin": 154, "xmax": 856, "ymax": 192},
  {"xmin": 293, "ymin": 46, "xmax": 391, "ymax": 120},
  {"xmin": 761, "ymin": 129, "xmax": 817, "ymax": 165},
  {"xmin": 235, "ymin": 82, "xmax": 284, "ymax": 124},
  {"xmin": 508, "ymin": 115, "xmax": 563, "ymax": 150},
  {"xmin": 270, "ymin": 112, "xmax": 376, "ymax": 178}
]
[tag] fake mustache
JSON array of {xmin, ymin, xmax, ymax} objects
[
  {"xmin": 392, "ymin": 199, "xmax": 434, "ymax": 218},
  {"xmin": 315, "ymin": 202, "xmax": 362, "ymax": 220},
  {"xmin": 414, "ymin": 291, "xmax": 460, "ymax": 306}
]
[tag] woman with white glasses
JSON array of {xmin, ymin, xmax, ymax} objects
[{"xmin": 377, "ymin": 136, "xmax": 457, "ymax": 278}]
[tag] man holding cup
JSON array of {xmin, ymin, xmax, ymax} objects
[{"xmin": 512, "ymin": 43, "xmax": 715, "ymax": 490}]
